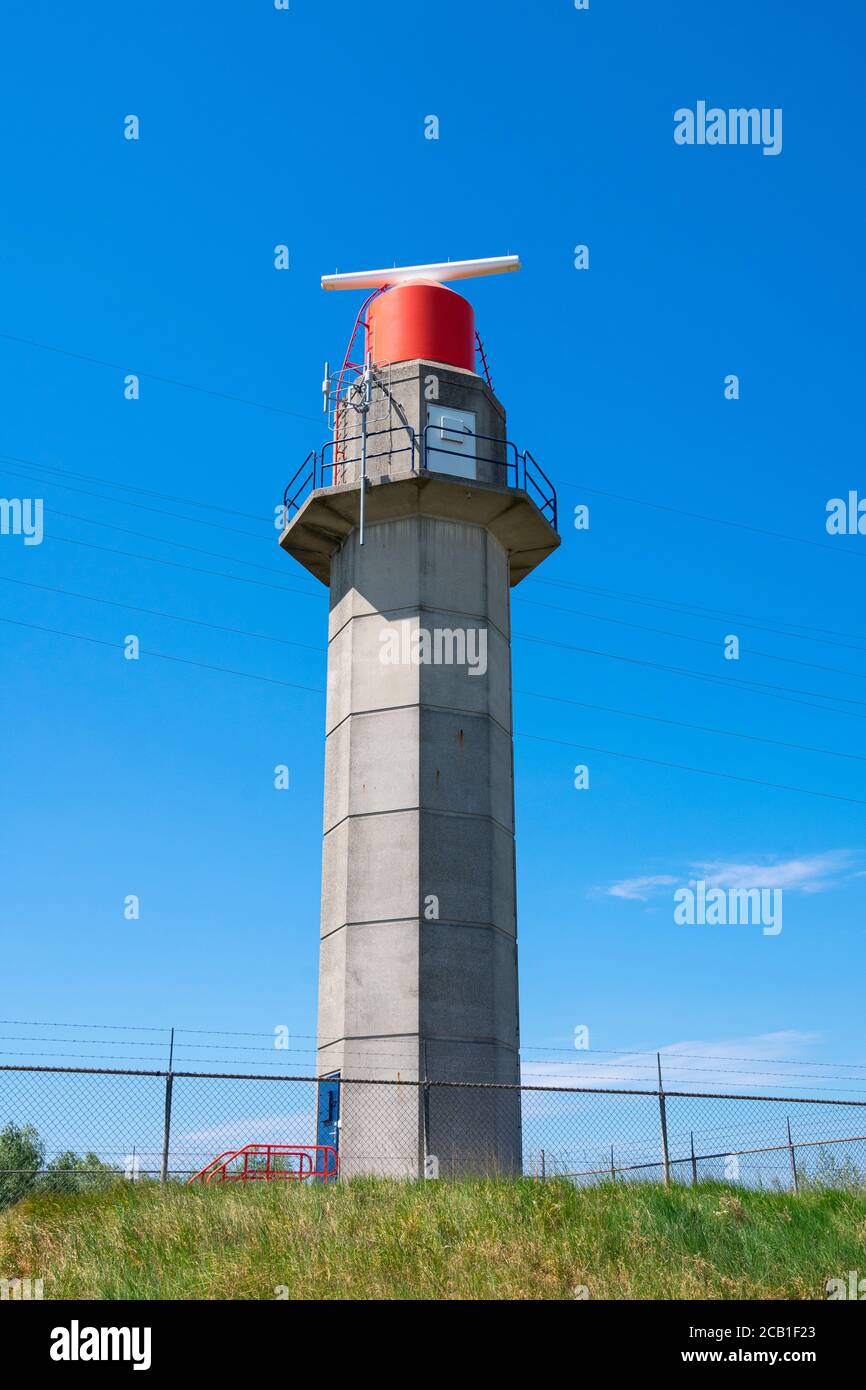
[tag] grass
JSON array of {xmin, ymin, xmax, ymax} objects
[{"xmin": 2, "ymin": 1178, "xmax": 865, "ymax": 1300}]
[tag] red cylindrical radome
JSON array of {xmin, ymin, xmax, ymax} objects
[{"xmin": 365, "ymin": 280, "xmax": 476, "ymax": 370}]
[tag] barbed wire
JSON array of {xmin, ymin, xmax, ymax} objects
[
  {"xmin": 2, "ymin": 1022, "xmax": 866, "ymax": 1091},
  {"xmin": 2, "ymin": 1019, "xmax": 865, "ymax": 1072}
]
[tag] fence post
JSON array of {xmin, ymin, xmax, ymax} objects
[
  {"xmin": 420, "ymin": 1041, "xmax": 430, "ymax": 1181},
  {"xmin": 540, "ymin": 1149, "xmax": 546, "ymax": 1182},
  {"xmin": 421, "ymin": 1081, "xmax": 431, "ymax": 1180},
  {"xmin": 787, "ymin": 1117, "xmax": 799, "ymax": 1193},
  {"xmin": 160, "ymin": 1028, "xmax": 175, "ymax": 1185},
  {"xmin": 610, "ymin": 1145, "xmax": 615, "ymax": 1182},
  {"xmin": 657, "ymin": 1053, "xmax": 671, "ymax": 1185},
  {"xmin": 690, "ymin": 1130, "xmax": 698, "ymax": 1186}
]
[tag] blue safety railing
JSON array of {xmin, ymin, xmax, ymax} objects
[
  {"xmin": 281, "ymin": 425, "xmax": 557, "ymax": 532},
  {"xmin": 421, "ymin": 426, "xmax": 557, "ymax": 530},
  {"xmin": 281, "ymin": 426, "xmax": 418, "ymax": 521}
]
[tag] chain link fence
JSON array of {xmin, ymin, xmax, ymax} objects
[{"xmin": 1, "ymin": 1064, "xmax": 865, "ymax": 1198}]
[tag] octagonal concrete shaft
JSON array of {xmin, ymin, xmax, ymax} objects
[{"xmin": 280, "ymin": 359, "xmax": 559, "ymax": 1177}]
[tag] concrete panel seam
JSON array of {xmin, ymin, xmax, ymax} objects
[
  {"xmin": 319, "ymin": 916, "xmax": 421, "ymax": 942},
  {"xmin": 326, "ymin": 702, "xmax": 512, "ymax": 741},
  {"xmin": 321, "ymin": 918, "xmax": 517, "ymax": 941},
  {"xmin": 323, "ymin": 807, "xmax": 515, "ymax": 837},
  {"xmin": 328, "ymin": 603, "xmax": 510, "ymax": 649},
  {"xmin": 320, "ymin": 1033, "xmax": 421, "ymax": 1047}
]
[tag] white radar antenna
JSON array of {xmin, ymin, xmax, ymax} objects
[{"xmin": 321, "ymin": 254, "xmax": 521, "ymax": 292}]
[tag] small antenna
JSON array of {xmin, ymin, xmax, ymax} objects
[{"xmin": 321, "ymin": 360, "xmax": 330, "ymax": 414}]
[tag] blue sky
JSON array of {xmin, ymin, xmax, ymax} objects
[{"xmin": 1, "ymin": 0, "xmax": 865, "ymax": 1099}]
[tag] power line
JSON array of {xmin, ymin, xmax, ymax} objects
[
  {"xmin": 6, "ymin": 450, "xmax": 864, "ymax": 674},
  {"xmin": 27, "ymin": 542, "xmax": 859, "ymax": 721},
  {"xmin": 5, "ymin": 611, "xmax": 865, "ymax": 807},
  {"xmin": 0, "ymin": 458, "xmax": 273, "ymax": 542},
  {"xmin": 3, "ymin": 572, "xmax": 859, "ymax": 765},
  {"xmin": 0, "ymin": 575, "xmax": 323, "ymax": 653},
  {"xmin": 516, "ymin": 597, "xmax": 866, "ymax": 682},
  {"xmin": 513, "ymin": 631, "xmax": 866, "ymax": 717},
  {"xmin": 10, "ymin": 450, "xmax": 865, "ymax": 691},
  {"xmin": 51, "ymin": 533, "xmax": 323, "ymax": 598},
  {"xmin": 13, "ymin": 517, "xmax": 866, "ymax": 720},
  {"xmin": 28, "ymin": 493, "xmax": 866, "ymax": 705},
  {"xmin": 527, "ymin": 577, "xmax": 866, "ymax": 653},
  {"xmin": 0, "ymin": 331, "xmax": 322, "ymax": 425},
  {"xmin": 514, "ymin": 730, "xmax": 866, "ymax": 807},
  {"xmin": 0, "ymin": 452, "xmax": 270, "ymax": 524},
  {"xmin": 11, "ymin": 452, "xmax": 864, "ymax": 683},
  {"xmin": 514, "ymin": 686, "xmax": 866, "ymax": 764},
  {"xmin": 553, "ymin": 477, "xmax": 865, "ymax": 560},
  {"xmin": 0, "ymin": 616, "xmax": 323, "ymax": 695},
  {"xmin": 46, "ymin": 507, "xmax": 294, "ymax": 579},
  {"xmin": 9, "ymin": 451, "xmax": 866, "ymax": 659},
  {"xmin": 1, "ymin": 330, "xmax": 860, "ymax": 563}
]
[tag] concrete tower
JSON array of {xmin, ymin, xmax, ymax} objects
[{"xmin": 280, "ymin": 258, "xmax": 559, "ymax": 1178}]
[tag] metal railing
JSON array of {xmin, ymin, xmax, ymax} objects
[
  {"xmin": 188, "ymin": 1143, "xmax": 338, "ymax": 1185},
  {"xmin": 321, "ymin": 425, "xmax": 418, "ymax": 483},
  {"xmin": 421, "ymin": 425, "xmax": 557, "ymax": 529},
  {"xmin": 281, "ymin": 425, "xmax": 418, "ymax": 522},
  {"xmin": 3, "ymin": 1063, "xmax": 866, "ymax": 1194},
  {"xmin": 281, "ymin": 425, "xmax": 558, "ymax": 531},
  {"xmin": 521, "ymin": 449, "xmax": 557, "ymax": 528}
]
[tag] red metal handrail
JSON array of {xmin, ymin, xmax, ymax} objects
[
  {"xmin": 187, "ymin": 1143, "xmax": 338, "ymax": 1185},
  {"xmin": 333, "ymin": 287, "xmax": 388, "ymax": 472}
]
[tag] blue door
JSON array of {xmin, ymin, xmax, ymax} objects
[{"xmin": 315, "ymin": 1073, "xmax": 340, "ymax": 1179}]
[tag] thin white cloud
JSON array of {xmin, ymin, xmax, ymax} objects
[
  {"xmin": 602, "ymin": 851, "xmax": 858, "ymax": 902},
  {"xmin": 693, "ymin": 851, "xmax": 855, "ymax": 893},
  {"xmin": 605, "ymin": 874, "xmax": 677, "ymax": 901}
]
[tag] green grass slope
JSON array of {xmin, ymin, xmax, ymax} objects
[{"xmin": 2, "ymin": 1179, "xmax": 864, "ymax": 1300}]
